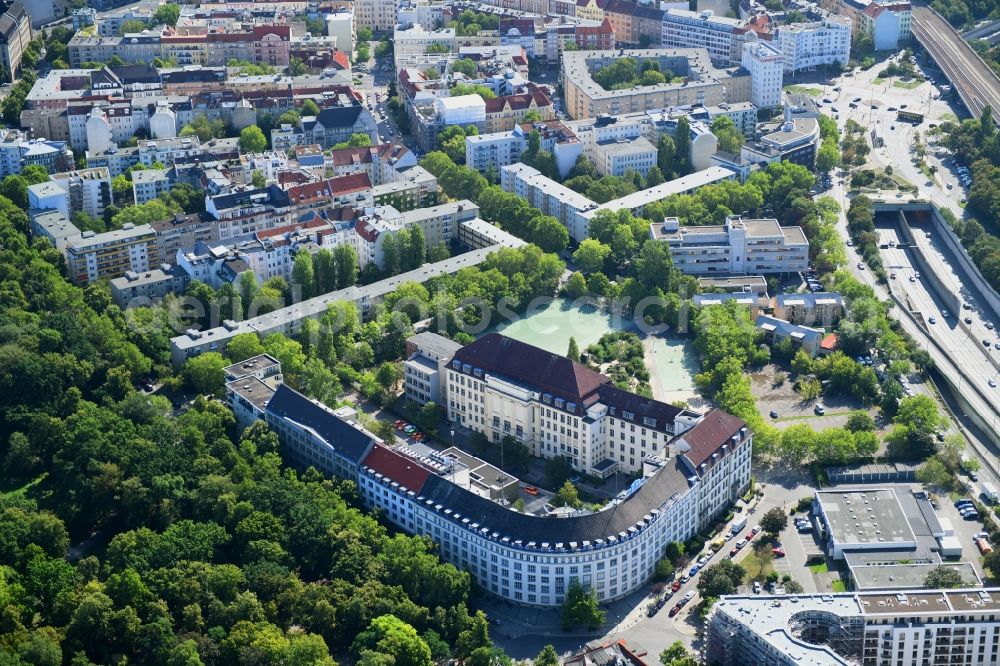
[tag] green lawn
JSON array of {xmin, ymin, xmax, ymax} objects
[
  {"xmin": 872, "ymin": 78, "xmax": 885, "ymax": 85},
  {"xmin": 742, "ymin": 550, "xmax": 776, "ymax": 583},
  {"xmin": 784, "ymin": 85, "xmax": 822, "ymax": 97},
  {"xmin": 808, "ymin": 561, "xmax": 829, "ymax": 574},
  {"xmin": 893, "ymin": 79, "xmax": 923, "ymax": 90},
  {"xmin": 0, "ymin": 473, "xmax": 46, "ymax": 500},
  {"xmin": 940, "ymin": 112, "xmax": 959, "ymax": 123},
  {"xmin": 831, "ymin": 580, "xmax": 847, "ymax": 592}
]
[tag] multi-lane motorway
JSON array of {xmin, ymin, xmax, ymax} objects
[{"xmin": 912, "ymin": 6, "xmax": 1000, "ymax": 123}]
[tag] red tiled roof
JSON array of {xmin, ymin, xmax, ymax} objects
[
  {"xmin": 354, "ymin": 218, "xmax": 380, "ymax": 242},
  {"xmin": 330, "ymin": 171, "xmax": 371, "ymax": 194},
  {"xmin": 256, "ymin": 216, "xmax": 328, "ymax": 239},
  {"xmin": 681, "ymin": 409, "xmax": 746, "ymax": 472},
  {"xmin": 363, "ymin": 444, "xmax": 431, "ymax": 493},
  {"xmin": 820, "ymin": 333, "xmax": 839, "ymax": 350},
  {"xmin": 333, "ymin": 51, "xmax": 350, "ymax": 70},
  {"xmin": 577, "ymin": 17, "xmax": 615, "ymax": 36},
  {"xmin": 483, "ymin": 91, "xmax": 552, "ymax": 114},
  {"xmin": 254, "ymin": 25, "xmax": 290, "ymax": 40}
]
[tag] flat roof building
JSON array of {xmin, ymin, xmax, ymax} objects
[
  {"xmin": 649, "ymin": 214, "xmax": 809, "ymax": 276},
  {"xmin": 815, "ymin": 488, "xmax": 917, "ymax": 559},
  {"xmin": 709, "ymin": 589, "xmax": 1000, "ymax": 665}
]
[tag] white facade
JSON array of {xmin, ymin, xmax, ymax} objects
[
  {"xmin": 85, "ymin": 108, "xmax": 114, "ymax": 154},
  {"xmin": 595, "ymin": 136, "xmax": 657, "ymax": 177},
  {"xmin": 650, "ymin": 215, "xmax": 809, "ymax": 275},
  {"xmin": 51, "ymin": 167, "xmax": 112, "ymax": 220},
  {"xmin": 394, "ymin": 24, "xmax": 455, "ymax": 69},
  {"xmin": 661, "ymin": 9, "xmax": 741, "ymax": 65},
  {"xmin": 709, "ymin": 590, "xmax": 1000, "ymax": 666},
  {"xmin": 434, "ymin": 94, "xmax": 486, "ymax": 125},
  {"xmin": 149, "ymin": 104, "xmax": 178, "ymax": 140},
  {"xmin": 774, "ymin": 15, "xmax": 852, "ymax": 73},
  {"xmin": 741, "ymin": 41, "xmax": 784, "ymax": 108},
  {"xmin": 326, "ymin": 11, "xmax": 354, "ymax": 54},
  {"xmin": 861, "ymin": 2, "xmax": 911, "ymax": 51}
]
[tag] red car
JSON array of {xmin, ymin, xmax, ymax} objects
[
  {"xmin": 394, "ymin": 420, "xmax": 404, "ymax": 428},
  {"xmin": 772, "ymin": 548, "xmax": 786, "ymax": 558},
  {"xmin": 671, "ymin": 581, "xmax": 682, "ymax": 592},
  {"xmin": 524, "ymin": 486, "xmax": 539, "ymax": 495},
  {"xmin": 729, "ymin": 547, "xmax": 738, "ymax": 557},
  {"xmin": 668, "ymin": 605, "xmax": 681, "ymax": 617},
  {"xmin": 745, "ymin": 533, "xmax": 754, "ymax": 542}
]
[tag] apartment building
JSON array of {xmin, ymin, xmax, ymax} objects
[
  {"xmin": 649, "ymin": 215, "xmax": 809, "ymax": 275},
  {"xmin": 131, "ymin": 168, "xmax": 171, "ymax": 204},
  {"xmin": 595, "ymin": 136, "xmax": 657, "ymax": 177},
  {"xmin": 109, "ymin": 263, "xmax": 191, "ymax": 308},
  {"xmin": 170, "ymin": 241, "xmax": 524, "ymax": 365},
  {"xmin": 774, "ymin": 291, "xmax": 845, "ymax": 326},
  {"xmin": 741, "ymin": 40, "xmax": 784, "ymax": 108},
  {"xmin": 0, "ymin": 130, "xmax": 73, "ymax": 178},
  {"xmin": 822, "ymin": 0, "xmax": 910, "ymax": 51},
  {"xmin": 860, "ymin": 1, "xmax": 911, "ymax": 50},
  {"xmin": 353, "ymin": 0, "xmax": 397, "ymax": 32},
  {"xmin": 503, "ymin": 162, "xmax": 735, "ymax": 242},
  {"xmin": 0, "ymin": 1, "xmax": 30, "ymax": 77},
  {"xmin": 466, "ymin": 120, "xmax": 583, "ymax": 179},
  {"xmin": 354, "ymin": 201, "xmax": 479, "ymax": 268},
  {"xmin": 227, "ymin": 346, "xmax": 751, "ymax": 609},
  {"xmin": 599, "ymin": 0, "xmax": 663, "ymax": 46},
  {"xmin": 561, "ymin": 48, "xmax": 753, "ymax": 120},
  {"xmin": 774, "ymin": 14, "xmax": 852, "ymax": 73},
  {"xmin": 575, "ymin": 17, "xmax": 615, "ymax": 51},
  {"xmin": 65, "ymin": 223, "xmax": 159, "ymax": 285},
  {"xmin": 394, "ymin": 23, "xmax": 456, "ymax": 69},
  {"xmin": 50, "ymin": 168, "xmax": 112, "ymax": 220},
  {"xmin": 483, "ymin": 89, "xmax": 555, "ymax": 133},
  {"xmin": 661, "ymin": 9, "xmax": 742, "ymax": 65},
  {"xmin": 708, "ymin": 589, "xmax": 1000, "ymax": 666},
  {"xmin": 403, "ymin": 331, "xmax": 463, "ymax": 405}
]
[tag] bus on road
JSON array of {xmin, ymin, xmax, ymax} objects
[{"xmin": 897, "ymin": 110, "xmax": 925, "ymax": 124}]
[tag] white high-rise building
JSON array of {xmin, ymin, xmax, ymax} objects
[
  {"xmin": 661, "ymin": 9, "xmax": 742, "ymax": 65},
  {"xmin": 774, "ymin": 15, "xmax": 852, "ymax": 74},
  {"xmin": 741, "ymin": 41, "xmax": 784, "ymax": 108}
]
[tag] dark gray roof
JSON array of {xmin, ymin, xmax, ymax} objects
[
  {"xmin": 112, "ymin": 64, "xmax": 161, "ymax": 84},
  {"xmin": 265, "ymin": 384, "xmax": 375, "ymax": 465},
  {"xmin": 415, "ymin": 458, "xmax": 692, "ymax": 544},
  {"xmin": 316, "ymin": 105, "xmax": 364, "ymax": 129}
]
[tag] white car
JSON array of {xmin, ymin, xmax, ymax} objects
[
  {"xmin": 990, "ymin": 379, "xmax": 997, "ymax": 388},
  {"xmin": 683, "ymin": 591, "xmax": 695, "ymax": 602}
]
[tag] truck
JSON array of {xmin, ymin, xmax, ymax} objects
[
  {"xmin": 730, "ymin": 517, "xmax": 748, "ymax": 536},
  {"xmin": 981, "ymin": 482, "xmax": 999, "ymax": 505},
  {"xmin": 976, "ymin": 538, "xmax": 994, "ymax": 555}
]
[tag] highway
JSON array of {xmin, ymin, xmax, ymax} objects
[{"xmin": 912, "ymin": 6, "xmax": 1000, "ymax": 123}]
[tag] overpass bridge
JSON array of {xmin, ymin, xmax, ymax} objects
[{"xmin": 912, "ymin": 5, "xmax": 1000, "ymax": 124}]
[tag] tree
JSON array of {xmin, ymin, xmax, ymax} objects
[
  {"xmin": 288, "ymin": 56, "xmax": 308, "ymax": 76},
  {"xmin": 302, "ymin": 99, "xmax": 321, "ymax": 116},
  {"xmin": 645, "ymin": 165, "xmax": 665, "ymax": 188},
  {"xmin": 673, "ymin": 117, "xmax": 692, "ymax": 176},
  {"xmin": 183, "ymin": 352, "xmax": 226, "ymax": 396},
  {"xmin": 354, "ymin": 615, "xmax": 433, "ymax": 666},
  {"xmin": 888, "ymin": 395, "xmax": 943, "ymax": 457},
  {"xmin": 567, "ymin": 337, "xmax": 580, "ymax": 362},
  {"xmin": 535, "ymin": 645, "xmax": 559, "ymax": 666},
  {"xmin": 239, "ymin": 125, "xmax": 267, "ymax": 153},
  {"xmin": 564, "ymin": 271, "xmax": 588, "ymax": 298},
  {"xmin": 984, "ymin": 551, "xmax": 1000, "ymax": 581},
  {"xmin": 572, "ymin": 239, "xmax": 611, "ymax": 273},
  {"xmin": 697, "ymin": 559, "xmax": 745, "ymax": 598},
  {"xmin": 760, "ymin": 507, "xmax": 788, "ymax": 536},
  {"xmin": 562, "ymin": 581, "xmax": 605, "ymax": 630},
  {"xmin": 292, "ymin": 249, "xmax": 316, "ymax": 299},
  {"xmin": 553, "ymin": 480, "xmax": 582, "ymax": 508},
  {"xmin": 916, "ymin": 457, "xmax": 952, "ymax": 488},
  {"xmin": 660, "ymin": 641, "xmax": 698, "ymax": 666},
  {"xmin": 251, "ymin": 170, "xmax": 267, "ymax": 188},
  {"xmin": 451, "ymin": 58, "xmax": 478, "ymax": 78},
  {"xmin": 845, "ymin": 410, "xmax": 877, "ymax": 432},
  {"xmin": 924, "ymin": 566, "xmax": 965, "ymax": 589},
  {"xmin": 711, "ymin": 115, "xmax": 744, "ymax": 155}
]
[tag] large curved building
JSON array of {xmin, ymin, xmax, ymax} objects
[{"xmin": 228, "ymin": 333, "xmax": 753, "ymax": 608}]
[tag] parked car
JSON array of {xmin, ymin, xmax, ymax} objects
[
  {"xmin": 729, "ymin": 547, "xmax": 738, "ymax": 557},
  {"xmin": 954, "ymin": 499, "xmax": 974, "ymax": 507},
  {"xmin": 814, "ymin": 404, "xmax": 826, "ymax": 416},
  {"xmin": 753, "ymin": 581, "xmax": 762, "ymax": 594},
  {"xmin": 668, "ymin": 605, "xmax": 681, "ymax": 617},
  {"xmin": 523, "ymin": 485, "xmax": 539, "ymax": 495},
  {"xmin": 772, "ymin": 548, "xmax": 786, "ymax": 558},
  {"xmin": 683, "ymin": 591, "xmax": 695, "ymax": 602},
  {"xmin": 671, "ymin": 581, "xmax": 682, "ymax": 592}
]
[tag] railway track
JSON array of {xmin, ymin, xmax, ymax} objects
[{"xmin": 912, "ymin": 6, "xmax": 1000, "ymax": 124}]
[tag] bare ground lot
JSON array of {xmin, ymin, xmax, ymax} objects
[{"xmin": 749, "ymin": 364, "xmax": 881, "ymax": 432}]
